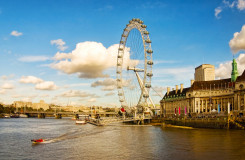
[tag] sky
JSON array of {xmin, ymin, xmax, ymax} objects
[{"xmin": 0, "ymin": 0, "xmax": 245, "ymax": 107}]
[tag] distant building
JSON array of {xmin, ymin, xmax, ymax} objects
[
  {"xmin": 13, "ymin": 101, "xmax": 32, "ymax": 108},
  {"xmin": 194, "ymin": 64, "xmax": 215, "ymax": 81},
  {"xmin": 32, "ymin": 100, "xmax": 49, "ymax": 111},
  {"xmin": 160, "ymin": 59, "xmax": 245, "ymax": 118}
]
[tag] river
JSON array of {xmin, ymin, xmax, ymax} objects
[{"xmin": 0, "ymin": 118, "xmax": 245, "ymax": 160}]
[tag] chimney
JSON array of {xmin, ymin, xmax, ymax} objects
[
  {"xmin": 167, "ymin": 87, "xmax": 170, "ymax": 95},
  {"xmin": 175, "ymin": 85, "xmax": 179, "ymax": 94},
  {"xmin": 191, "ymin": 79, "xmax": 195, "ymax": 86},
  {"xmin": 180, "ymin": 84, "xmax": 184, "ymax": 93}
]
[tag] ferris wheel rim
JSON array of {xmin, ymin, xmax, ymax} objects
[{"xmin": 116, "ymin": 18, "xmax": 153, "ymax": 109}]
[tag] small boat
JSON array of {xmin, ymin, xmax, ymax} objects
[
  {"xmin": 31, "ymin": 139, "xmax": 44, "ymax": 144},
  {"xmin": 76, "ymin": 120, "xmax": 86, "ymax": 125},
  {"xmin": 19, "ymin": 114, "xmax": 28, "ymax": 118},
  {"xmin": 4, "ymin": 114, "xmax": 10, "ymax": 118}
]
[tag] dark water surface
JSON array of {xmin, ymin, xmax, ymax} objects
[{"xmin": 0, "ymin": 118, "xmax": 245, "ymax": 160}]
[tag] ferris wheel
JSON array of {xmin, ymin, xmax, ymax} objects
[{"xmin": 116, "ymin": 18, "xmax": 155, "ymax": 114}]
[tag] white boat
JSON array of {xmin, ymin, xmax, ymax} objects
[
  {"xmin": 76, "ymin": 120, "xmax": 86, "ymax": 125},
  {"xmin": 19, "ymin": 114, "xmax": 28, "ymax": 118},
  {"xmin": 4, "ymin": 114, "xmax": 10, "ymax": 118}
]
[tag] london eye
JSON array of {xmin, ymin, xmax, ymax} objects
[{"xmin": 116, "ymin": 18, "xmax": 154, "ymax": 116}]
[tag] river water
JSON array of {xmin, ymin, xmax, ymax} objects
[{"xmin": 0, "ymin": 118, "xmax": 245, "ymax": 160}]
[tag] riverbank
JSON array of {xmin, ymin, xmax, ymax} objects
[{"xmin": 161, "ymin": 117, "xmax": 245, "ymax": 130}]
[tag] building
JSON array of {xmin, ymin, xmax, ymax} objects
[
  {"xmin": 160, "ymin": 59, "xmax": 245, "ymax": 118},
  {"xmin": 13, "ymin": 101, "xmax": 32, "ymax": 108},
  {"xmin": 32, "ymin": 100, "xmax": 49, "ymax": 111},
  {"xmin": 194, "ymin": 64, "xmax": 215, "ymax": 81}
]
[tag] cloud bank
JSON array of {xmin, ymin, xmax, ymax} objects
[
  {"xmin": 51, "ymin": 41, "xmax": 137, "ymax": 79},
  {"xmin": 18, "ymin": 56, "xmax": 50, "ymax": 62},
  {"xmin": 19, "ymin": 75, "xmax": 57, "ymax": 90},
  {"xmin": 215, "ymin": 0, "xmax": 245, "ymax": 19},
  {"xmin": 229, "ymin": 25, "xmax": 245, "ymax": 54},
  {"xmin": 216, "ymin": 53, "xmax": 245, "ymax": 79}
]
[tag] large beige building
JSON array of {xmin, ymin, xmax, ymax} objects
[
  {"xmin": 160, "ymin": 60, "xmax": 245, "ymax": 118},
  {"xmin": 32, "ymin": 100, "xmax": 49, "ymax": 111},
  {"xmin": 194, "ymin": 64, "xmax": 215, "ymax": 81},
  {"xmin": 13, "ymin": 101, "xmax": 32, "ymax": 108}
]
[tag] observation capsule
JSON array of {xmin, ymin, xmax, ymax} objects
[
  {"xmin": 120, "ymin": 99, "xmax": 124, "ymax": 102},
  {"xmin": 141, "ymin": 24, "xmax": 147, "ymax": 28},
  {"xmin": 120, "ymin": 41, "xmax": 124, "ymax": 44},
  {"xmin": 145, "ymin": 39, "xmax": 151, "ymax": 43},
  {"xmin": 122, "ymin": 34, "xmax": 127, "ymax": 37},
  {"xmin": 139, "ymin": 20, "xmax": 144, "ymax": 24},
  {"xmin": 143, "ymin": 94, "xmax": 149, "ymax": 98},
  {"xmin": 118, "ymin": 55, "xmax": 122, "ymax": 58},
  {"xmin": 147, "ymin": 49, "xmax": 153, "ymax": 54},
  {"xmin": 118, "ymin": 86, "xmax": 122, "ymax": 89},
  {"xmin": 117, "ymin": 63, "xmax": 122, "ymax": 66},
  {"xmin": 147, "ymin": 73, "xmax": 153, "ymax": 77},
  {"xmin": 118, "ymin": 93, "xmax": 123, "ymax": 96},
  {"xmin": 118, "ymin": 48, "xmax": 123, "ymax": 51},
  {"xmin": 116, "ymin": 71, "xmax": 121, "ymax": 74},
  {"xmin": 147, "ymin": 61, "xmax": 153, "ymax": 65},
  {"xmin": 144, "ymin": 31, "xmax": 149, "ymax": 35},
  {"xmin": 145, "ymin": 84, "xmax": 151, "ymax": 88}
]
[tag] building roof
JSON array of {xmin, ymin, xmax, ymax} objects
[
  {"xmin": 236, "ymin": 70, "xmax": 245, "ymax": 82},
  {"xmin": 189, "ymin": 78, "xmax": 234, "ymax": 91},
  {"xmin": 195, "ymin": 64, "xmax": 214, "ymax": 70},
  {"xmin": 163, "ymin": 87, "xmax": 190, "ymax": 99}
]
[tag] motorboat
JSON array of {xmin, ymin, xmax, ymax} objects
[
  {"xmin": 19, "ymin": 114, "xmax": 28, "ymax": 118},
  {"xmin": 31, "ymin": 139, "xmax": 44, "ymax": 144},
  {"xmin": 76, "ymin": 120, "xmax": 86, "ymax": 125}
]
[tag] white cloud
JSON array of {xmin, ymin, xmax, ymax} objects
[
  {"xmin": 105, "ymin": 92, "xmax": 115, "ymax": 96},
  {"xmin": 19, "ymin": 76, "xmax": 43, "ymax": 84},
  {"xmin": 88, "ymin": 98, "xmax": 96, "ymax": 102},
  {"xmin": 51, "ymin": 41, "xmax": 137, "ymax": 79},
  {"xmin": 215, "ymin": 7, "xmax": 222, "ymax": 18},
  {"xmin": 215, "ymin": 0, "xmax": 244, "ymax": 19},
  {"xmin": 51, "ymin": 39, "xmax": 68, "ymax": 51},
  {"xmin": 216, "ymin": 53, "xmax": 245, "ymax": 79},
  {"xmin": 22, "ymin": 97, "xmax": 31, "ymax": 102},
  {"xmin": 229, "ymin": 25, "xmax": 245, "ymax": 54},
  {"xmin": 237, "ymin": 0, "xmax": 245, "ymax": 10},
  {"xmin": 18, "ymin": 56, "xmax": 50, "ymax": 62},
  {"xmin": 2, "ymin": 83, "xmax": 14, "ymax": 89},
  {"xmin": 10, "ymin": 30, "xmax": 23, "ymax": 37},
  {"xmin": 12, "ymin": 94, "xmax": 22, "ymax": 98},
  {"xmin": 91, "ymin": 78, "xmax": 132, "ymax": 91},
  {"xmin": 0, "ymin": 89, "xmax": 6, "ymax": 94},
  {"xmin": 35, "ymin": 81, "xmax": 57, "ymax": 90},
  {"xmin": 60, "ymin": 90, "xmax": 96, "ymax": 98},
  {"xmin": 91, "ymin": 78, "xmax": 117, "ymax": 87},
  {"xmin": 52, "ymin": 42, "xmax": 115, "ymax": 78},
  {"xmin": 223, "ymin": 0, "xmax": 236, "ymax": 8},
  {"xmin": 1, "ymin": 74, "xmax": 15, "ymax": 80}
]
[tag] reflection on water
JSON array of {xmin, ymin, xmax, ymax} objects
[{"xmin": 0, "ymin": 118, "xmax": 245, "ymax": 160}]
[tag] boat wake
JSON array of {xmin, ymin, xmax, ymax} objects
[{"xmin": 36, "ymin": 127, "xmax": 118, "ymax": 145}]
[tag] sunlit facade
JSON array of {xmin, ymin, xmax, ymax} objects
[{"xmin": 160, "ymin": 59, "xmax": 245, "ymax": 118}]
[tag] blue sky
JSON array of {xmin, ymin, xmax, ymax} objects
[{"xmin": 0, "ymin": 0, "xmax": 245, "ymax": 107}]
